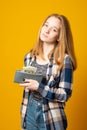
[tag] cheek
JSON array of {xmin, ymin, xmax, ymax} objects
[
  {"xmin": 39, "ymin": 30, "xmax": 43, "ymax": 39},
  {"xmin": 40, "ymin": 28, "xmax": 44, "ymax": 37},
  {"xmin": 50, "ymin": 33, "xmax": 58, "ymax": 41},
  {"xmin": 40, "ymin": 27, "xmax": 45, "ymax": 33}
]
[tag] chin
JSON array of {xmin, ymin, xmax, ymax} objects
[{"xmin": 40, "ymin": 37, "xmax": 47, "ymax": 42}]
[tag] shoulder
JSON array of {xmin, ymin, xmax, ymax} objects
[
  {"xmin": 63, "ymin": 54, "xmax": 73, "ymax": 69},
  {"xmin": 64, "ymin": 54, "xmax": 72, "ymax": 63},
  {"xmin": 24, "ymin": 52, "xmax": 31, "ymax": 59},
  {"xmin": 24, "ymin": 52, "xmax": 32, "ymax": 66}
]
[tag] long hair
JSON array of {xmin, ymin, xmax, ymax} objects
[{"xmin": 30, "ymin": 14, "xmax": 77, "ymax": 71}]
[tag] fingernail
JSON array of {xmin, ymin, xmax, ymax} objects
[{"xmin": 23, "ymin": 78, "xmax": 25, "ymax": 81}]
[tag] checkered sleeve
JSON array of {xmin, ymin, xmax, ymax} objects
[
  {"xmin": 21, "ymin": 53, "xmax": 31, "ymax": 129},
  {"xmin": 38, "ymin": 55, "xmax": 73, "ymax": 102},
  {"xmin": 55, "ymin": 55, "xmax": 73, "ymax": 102}
]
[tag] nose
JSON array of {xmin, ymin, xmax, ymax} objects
[{"xmin": 45, "ymin": 28, "xmax": 50, "ymax": 34}]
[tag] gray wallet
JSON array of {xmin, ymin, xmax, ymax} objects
[{"xmin": 14, "ymin": 70, "xmax": 44, "ymax": 83}]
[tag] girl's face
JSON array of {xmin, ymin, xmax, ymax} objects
[{"xmin": 40, "ymin": 16, "xmax": 61, "ymax": 44}]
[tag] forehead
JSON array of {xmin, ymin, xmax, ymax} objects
[{"xmin": 45, "ymin": 16, "xmax": 61, "ymax": 27}]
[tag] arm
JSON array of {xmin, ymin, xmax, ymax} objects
[{"xmin": 38, "ymin": 55, "xmax": 73, "ymax": 102}]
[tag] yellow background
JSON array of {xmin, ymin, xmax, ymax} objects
[{"xmin": 0, "ymin": 0, "xmax": 87, "ymax": 130}]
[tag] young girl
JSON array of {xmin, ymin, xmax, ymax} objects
[{"xmin": 20, "ymin": 14, "xmax": 77, "ymax": 130}]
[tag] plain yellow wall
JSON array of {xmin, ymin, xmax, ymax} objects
[{"xmin": 0, "ymin": 0, "xmax": 87, "ymax": 130}]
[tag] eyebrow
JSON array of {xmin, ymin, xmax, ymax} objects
[
  {"xmin": 53, "ymin": 26, "xmax": 59, "ymax": 30},
  {"xmin": 45, "ymin": 21, "xmax": 59, "ymax": 30}
]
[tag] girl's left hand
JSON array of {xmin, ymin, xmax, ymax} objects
[{"xmin": 19, "ymin": 79, "xmax": 39, "ymax": 90}]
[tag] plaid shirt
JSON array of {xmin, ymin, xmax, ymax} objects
[{"xmin": 21, "ymin": 53, "xmax": 73, "ymax": 130}]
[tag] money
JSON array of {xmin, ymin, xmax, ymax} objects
[{"xmin": 22, "ymin": 66, "xmax": 37, "ymax": 73}]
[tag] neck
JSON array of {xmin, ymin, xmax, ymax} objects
[{"xmin": 43, "ymin": 42, "xmax": 55, "ymax": 59}]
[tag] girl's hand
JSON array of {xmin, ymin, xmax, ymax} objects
[{"xmin": 19, "ymin": 79, "xmax": 39, "ymax": 90}]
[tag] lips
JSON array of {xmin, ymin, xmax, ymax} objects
[{"xmin": 42, "ymin": 33, "xmax": 48, "ymax": 38}]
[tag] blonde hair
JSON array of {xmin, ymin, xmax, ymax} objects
[{"xmin": 30, "ymin": 14, "xmax": 77, "ymax": 71}]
